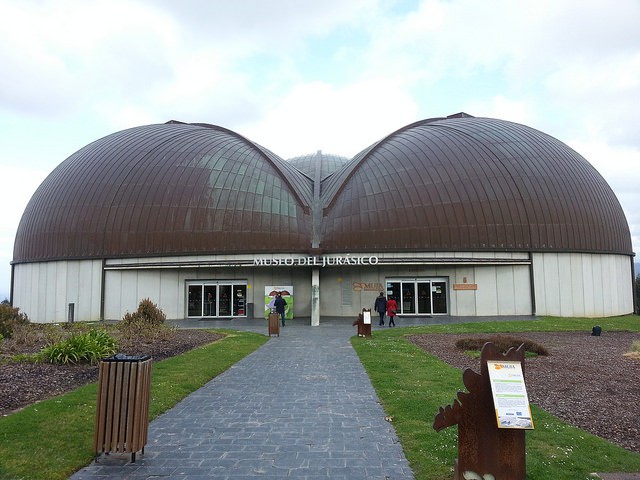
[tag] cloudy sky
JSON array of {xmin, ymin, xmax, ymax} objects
[{"xmin": 1, "ymin": 0, "xmax": 639, "ymax": 301}]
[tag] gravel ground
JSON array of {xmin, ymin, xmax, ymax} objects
[
  {"xmin": 0, "ymin": 329, "xmax": 222, "ymax": 416},
  {"xmin": 408, "ymin": 331, "xmax": 640, "ymax": 454}
]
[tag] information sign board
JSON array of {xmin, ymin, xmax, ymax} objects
[{"xmin": 487, "ymin": 360, "xmax": 534, "ymax": 429}]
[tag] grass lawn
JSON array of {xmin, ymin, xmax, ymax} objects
[
  {"xmin": 352, "ymin": 315, "xmax": 640, "ymax": 480},
  {"xmin": 0, "ymin": 329, "xmax": 268, "ymax": 480}
]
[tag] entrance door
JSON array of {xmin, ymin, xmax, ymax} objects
[
  {"xmin": 219, "ymin": 285, "xmax": 232, "ymax": 316},
  {"xmin": 417, "ymin": 282, "xmax": 432, "ymax": 314},
  {"xmin": 187, "ymin": 281, "xmax": 247, "ymax": 318},
  {"xmin": 204, "ymin": 285, "xmax": 217, "ymax": 317},
  {"xmin": 432, "ymin": 281, "xmax": 447, "ymax": 314},
  {"xmin": 386, "ymin": 278, "xmax": 448, "ymax": 315},
  {"xmin": 401, "ymin": 282, "xmax": 415, "ymax": 314},
  {"xmin": 188, "ymin": 285, "xmax": 202, "ymax": 317}
]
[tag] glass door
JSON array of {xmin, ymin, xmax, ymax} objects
[
  {"xmin": 219, "ymin": 285, "xmax": 232, "ymax": 316},
  {"xmin": 386, "ymin": 278, "xmax": 448, "ymax": 315},
  {"xmin": 432, "ymin": 281, "xmax": 447, "ymax": 314},
  {"xmin": 401, "ymin": 282, "xmax": 415, "ymax": 314},
  {"xmin": 386, "ymin": 282, "xmax": 401, "ymax": 306},
  {"xmin": 204, "ymin": 285, "xmax": 217, "ymax": 317},
  {"xmin": 417, "ymin": 282, "xmax": 432, "ymax": 314},
  {"xmin": 188, "ymin": 285, "xmax": 203, "ymax": 317},
  {"xmin": 233, "ymin": 285, "xmax": 247, "ymax": 316}
]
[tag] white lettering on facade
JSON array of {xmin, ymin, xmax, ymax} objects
[{"xmin": 255, "ymin": 255, "xmax": 379, "ymax": 267}]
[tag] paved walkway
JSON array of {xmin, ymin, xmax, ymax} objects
[{"xmin": 71, "ymin": 318, "xmax": 432, "ymax": 479}]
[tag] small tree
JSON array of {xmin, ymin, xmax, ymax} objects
[{"xmin": 0, "ymin": 303, "xmax": 29, "ymax": 339}]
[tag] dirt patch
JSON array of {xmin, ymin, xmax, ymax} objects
[
  {"xmin": 408, "ymin": 331, "xmax": 640, "ymax": 454},
  {"xmin": 0, "ymin": 329, "xmax": 222, "ymax": 416}
]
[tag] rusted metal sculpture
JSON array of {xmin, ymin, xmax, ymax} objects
[
  {"xmin": 433, "ymin": 342, "xmax": 527, "ymax": 480},
  {"xmin": 352, "ymin": 309, "xmax": 371, "ymax": 337}
]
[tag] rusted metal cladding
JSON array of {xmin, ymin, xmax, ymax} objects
[
  {"xmin": 13, "ymin": 116, "xmax": 633, "ymax": 264},
  {"xmin": 13, "ymin": 123, "xmax": 313, "ymax": 262},
  {"xmin": 288, "ymin": 152, "xmax": 350, "ymax": 180},
  {"xmin": 320, "ymin": 116, "xmax": 632, "ymax": 254}
]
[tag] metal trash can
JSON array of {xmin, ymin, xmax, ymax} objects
[{"xmin": 94, "ymin": 353, "xmax": 152, "ymax": 463}]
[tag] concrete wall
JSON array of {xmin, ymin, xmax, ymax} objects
[
  {"xmin": 316, "ymin": 263, "xmax": 532, "ymax": 317},
  {"xmin": 103, "ymin": 265, "xmax": 313, "ymax": 321},
  {"xmin": 11, "ymin": 251, "xmax": 633, "ymax": 323},
  {"xmin": 532, "ymin": 252, "xmax": 633, "ymax": 317},
  {"xmin": 12, "ymin": 260, "xmax": 102, "ymax": 323}
]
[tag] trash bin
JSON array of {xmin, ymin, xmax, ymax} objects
[
  {"xmin": 268, "ymin": 310, "xmax": 280, "ymax": 337},
  {"xmin": 93, "ymin": 353, "xmax": 152, "ymax": 463}
]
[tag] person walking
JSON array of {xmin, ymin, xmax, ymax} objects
[
  {"xmin": 374, "ymin": 292, "xmax": 387, "ymax": 326},
  {"xmin": 274, "ymin": 292, "xmax": 287, "ymax": 326},
  {"xmin": 386, "ymin": 297, "xmax": 398, "ymax": 327}
]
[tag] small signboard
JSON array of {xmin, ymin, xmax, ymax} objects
[
  {"xmin": 487, "ymin": 360, "xmax": 534, "ymax": 429},
  {"xmin": 453, "ymin": 283, "xmax": 478, "ymax": 290},
  {"xmin": 363, "ymin": 310, "xmax": 371, "ymax": 325}
]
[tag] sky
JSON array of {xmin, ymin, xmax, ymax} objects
[{"xmin": 1, "ymin": 0, "xmax": 639, "ymax": 301}]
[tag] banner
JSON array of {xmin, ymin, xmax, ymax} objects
[{"xmin": 264, "ymin": 286, "xmax": 294, "ymax": 320}]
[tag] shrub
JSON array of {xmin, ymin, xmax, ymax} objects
[
  {"xmin": 455, "ymin": 334, "xmax": 549, "ymax": 356},
  {"xmin": 40, "ymin": 329, "xmax": 118, "ymax": 365},
  {"xmin": 0, "ymin": 303, "xmax": 30, "ymax": 339},
  {"xmin": 121, "ymin": 298, "xmax": 166, "ymax": 327}
]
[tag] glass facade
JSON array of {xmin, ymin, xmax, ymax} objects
[
  {"xmin": 386, "ymin": 278, "xmax": 448, "ymax": 315},
  {"xmin": 187, "ymin": 281, "xmax": 247, "ymax": 318}
]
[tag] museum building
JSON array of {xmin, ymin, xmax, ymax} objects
[{"xmin": 10, "ymin": 113, "xmax": 635, "ymax": 324}]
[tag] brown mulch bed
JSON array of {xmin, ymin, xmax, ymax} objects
[
  {"xmin": 0, "ymin": 328, "xmax": 222, "ymax": 416},
  {"xmin": 408, "ymin": 331, "xmax": 640, "ymax": 454}
]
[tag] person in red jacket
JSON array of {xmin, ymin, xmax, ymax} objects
[{"xmin": 386, "ymin": 297, "xmax": 398, "ymax": 327}]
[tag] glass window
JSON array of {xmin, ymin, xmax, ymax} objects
[
  {"xmin": 417, "ymin": 282, "xmax": 432, "ymax": 314},
  {"xmin": 219, "ymin": 285, "xmax": 232, "ymax": 316},
  {"xmin": 187, "ymin": 281, "xmax": 247, "ymax": 318},
  {"xmin": 204, "ymin": 285, "xmax": 217, "ymax": 317},
  {"xmin": 233, "ymin": 285, "xmax": 247, "ymax": 316},
  {"xmin": 432, "ymin": 281, "xmax": 447, "ymax": 314},
  {"xmin": 386, "ymin": 278, "xmax": 448, "ymax": 315},
  {"xmin": 401, "ymin": 282, "xmax": 416, "ymax": 314},
  {"xmin": 188, "ymin": 285, "xmax": 203, "ymax": 317}
]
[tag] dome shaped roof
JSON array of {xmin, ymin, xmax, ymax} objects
[
  {"xmin": 13, "ymin": 115, "xmax": 632, "ymax": 264},
  {"xmin": 13, "ymin": 122, "xmax": 313, "ymax": 262},
  {"xmin": 320, "ymin": 114, "xmax": 632, "ymax": 254},
  {"xmin": 288, "ymin": 151, "xmax": 349, "ymax": 180}
]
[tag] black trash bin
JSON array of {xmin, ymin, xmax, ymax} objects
[{"xmin": 93, "ymin": 354, "xmax": 152, "ymax": 462}]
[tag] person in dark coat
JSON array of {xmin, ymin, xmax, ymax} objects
[
  {"xmin": 274, "ymin": 292, "xmax": 287, "ymax": 326},
  {"xmin": 386, "ymin": 297, "xmax": 398, "ymax": 327},
  {"xmin": 374, "ymin": 292, "xmax": 387, "ymax": 326}
]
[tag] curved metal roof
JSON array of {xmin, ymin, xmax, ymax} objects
[
  {"xmin": 320, "ymin": 115, "xmax": 632, "ymax": 254},
  {"xmin": 14, "ymin": 122, "xmax": 313, "ymax": 262},
  {"xmin": 13, "ymin": 115, "xmax": 632, "ymax": 263},
  {"xmin": 288, "ymin": 151, "xmax": 350, "ymax": 180}
]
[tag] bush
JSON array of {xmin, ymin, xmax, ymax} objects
[
  {"xmin": 455, "ymin": 334, "xmax": 549, "ymax": 356},
  {"xmin": 40, "ymin": 329, "xmax": 118, "ymax": 365},
  {"xmin": 121, "ymin": 298, "xmax": 166, "ymax": 327},
  {"xmin": 0, "ymin": 303, "xmax": 30, "ymax": 339}
]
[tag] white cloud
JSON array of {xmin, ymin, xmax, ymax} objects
[
  {"xmin": 1, "ymin": 0, "xmax": 639, "ymax": 299},
  {"xmin": 241, "ymin": 79, "xmax": 420, "ymax": 158},
  {"xmin": 0, "ymin": 166, "xmax": 49, "ymax": 300}
]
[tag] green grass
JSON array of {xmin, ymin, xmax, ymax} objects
[
  {"xmin": 352, "ymin": 315, "xmax": 640, "ymax": 480},
  {"xmin": 0, "ymin": 329, "xmax": 268, "ymax": 480}
]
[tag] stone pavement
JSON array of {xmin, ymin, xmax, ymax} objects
[{"xmin": 71, "ymin": 318, "xmax": 420, "ymax": 479}]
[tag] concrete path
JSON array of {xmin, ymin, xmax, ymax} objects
[{"xmin": 71, "ymin": 320, "xmax": 416, "ymax": 479}]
